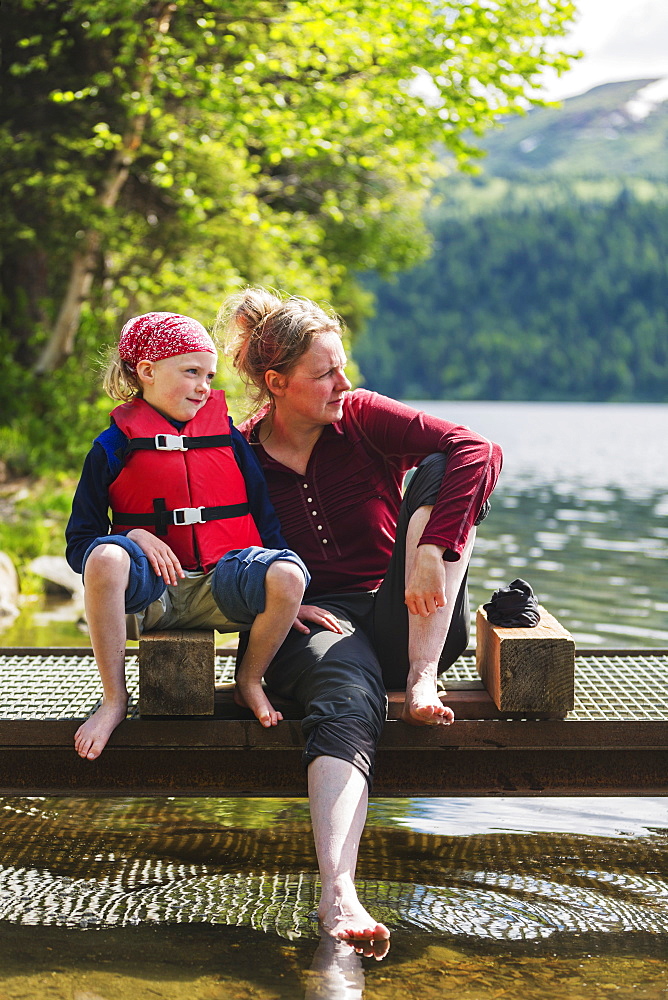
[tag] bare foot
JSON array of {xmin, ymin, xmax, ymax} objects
[
  {"xmin": 234, "ymin": 678, "xmax": 283, "ymax": 727},
  {"xmin": 74, "ymin": 697, "xmax": 128, "ymax": 760},
  {"xmin": 319, "ymin": 896, "xmax": 390, "ymax": 956},
  {"xmin": 401, "ymin": 673, "xmax": 454, "ymax": 726}
]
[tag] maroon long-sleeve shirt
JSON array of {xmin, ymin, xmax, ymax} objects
[{"xmin": 240, "ymin": 389, "xmax": 502, "ymax": 600}]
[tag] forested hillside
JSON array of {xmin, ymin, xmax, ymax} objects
[{"xmin": 355, "ymin": 80, "xmax": 668, "ymax": 402}]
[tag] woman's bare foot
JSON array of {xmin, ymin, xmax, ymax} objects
[
  {"xmin": 234, "ymin": 677, "xmax": 283, "ymax": 727},
  {"xmin": 74, "ymin": 696, "xmax": 128, "ymax": 760},
  {"xmin": 401, "ymin": 672, "xmax": 454, "ymax": 726},
  {"xmin": 318, "ymin": 892, "xmax": 390, "ymax": 955}
]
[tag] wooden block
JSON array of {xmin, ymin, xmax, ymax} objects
[
  {"xmin": 476, "ymin": 605, "xmax": 575, "ymax": 715},
  {"xmin": 139, "ymin": 629, "xmax": 215, "ymax": 716},
  {"xmin": 125, "ymin": 614, "xmax": 140, "ymax": 641}
]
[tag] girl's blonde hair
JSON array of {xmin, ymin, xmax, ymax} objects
[
  {"xmin": 216, "ymin": 287, "xmax": 343, "ymax": 411},
  {"xmin": 102, "ymin": 348, "xmax": 142, "ymax": 402}
]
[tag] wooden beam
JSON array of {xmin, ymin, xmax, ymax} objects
[
  {"xmin": 0, "ymin": 718, "xmax": 665, "ymax": 796},
  {"xmin": 2, "ymin": 718, "xmax": 666, "ymax": 749},
  {"xmin": 0, "ymin": 744, "xmax": 664, "ymax": 797},
  {"xmin": 476, "ymin": 605, "xmax": 575, "ymax": 715},
  {"xmin": 139, "ymin": 629, "xmax": 216, "ymax": 716}
]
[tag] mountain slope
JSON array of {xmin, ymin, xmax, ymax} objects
[{"xmin": 475, "ymin": 78, "xmax": 668, "ymax": 179}]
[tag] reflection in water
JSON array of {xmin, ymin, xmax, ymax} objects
[
  {"xmin": 305, "ymin": 934, "xmax": 368, "ymax": 1000},
  {"xmin": 1, "ymin": 797, "xmax": 668, "ymax": 999}
]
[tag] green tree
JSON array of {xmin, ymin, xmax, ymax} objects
[{"xmin": 0, "ymin": 0, "xmax": 576, "ymax": 471}]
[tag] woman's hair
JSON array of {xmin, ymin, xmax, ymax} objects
[
  {"xmin": 217, "ymin": 287, "xmax": 343, "ymax": 410},
  {"xmin": 102, "ymin": 348, "xmax": 142, "ymax": 402}
]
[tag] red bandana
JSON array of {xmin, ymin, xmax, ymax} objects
[{"xmin": 119, "ymin": 312, "xmax": 216, "ymax": 369}]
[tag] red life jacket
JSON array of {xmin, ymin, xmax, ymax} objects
[{"xmin": 109, "ymin": 390, "xmax": 263, "ymax": 572}]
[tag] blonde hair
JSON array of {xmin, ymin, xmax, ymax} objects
[
  {"xmin": 217, "ymin": 287, "xmax": 343, "ymax": 411},
  {"xmin": 102, "ymin": 348, "xmax": 142, "ymax": 402}
]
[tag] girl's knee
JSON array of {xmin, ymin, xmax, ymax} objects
[
  {"xmin": 84, "ymin": 542, "xmax": 131, "ymax": 583},
  {"xmin": 265, "ymin": 559, "xmax": 306, "ymax": 601}
]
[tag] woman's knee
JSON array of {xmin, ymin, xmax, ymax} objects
[{"xmin": 404, "ymin": 454, "xmax": 447, "ymax": 514}]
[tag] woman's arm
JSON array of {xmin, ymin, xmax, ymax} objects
[{"xmin": 345, "ymin": 389, "xmax": 503, "ymax": 560}]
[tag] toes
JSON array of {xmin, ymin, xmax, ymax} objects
[
  {"xmin": 259, "ymin": 705, "xmax": 283, "ymax": 726},
  {"xmin": 257, "ymin": 708, "xmax": 281, "ymax": 727},
  {"xmin": 77, "ymin": 735, "xmax": 102, "ymax": 759},
  {"xmin": 404, "ymin": 701, "xmax": 455, "ymax": 725},
  {"xmin": 339, "ymin": 922, "xmax": 390, "ymax": 942}
]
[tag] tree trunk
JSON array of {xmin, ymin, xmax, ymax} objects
[
  {"xmin": 31, "ymin": 2, "xmax": 175, "ymax": 375},
  {"xmin": 32, "ymin": 154, "xmax": 130, "ymax": 375}
]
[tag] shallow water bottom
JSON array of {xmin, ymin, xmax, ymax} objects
[
  {"xmin": 1, "ymin": 796, "xmax": 667, "ymax": 1000},
  {"xmin": 2, "ymin": 923, "xmax": 668, "ymax": 1000}
]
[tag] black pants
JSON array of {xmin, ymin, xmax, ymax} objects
[{"xmin": 260, "ymin": 454, "xmax": 471, "ymax": 787}]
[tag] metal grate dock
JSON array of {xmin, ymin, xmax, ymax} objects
[
  {"xmin": 1, "ymin": 648, "xmax": 667, "ymax": 796},
  {"xmin": 1, "ymin": 649, "xmax": 236, "ymax": 721},
  {"xmin": 2, "ymin": 648, "xmax": 668, "ymax": 722}
]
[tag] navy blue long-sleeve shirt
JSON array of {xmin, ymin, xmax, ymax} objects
[{"xmin": 66, "ymin": 415, "xmax": 287, "ymax": 574}]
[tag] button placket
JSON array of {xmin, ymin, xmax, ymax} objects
[{"xmin": 302, "ymin": 481, "xmax": 329, "ymax": 547}]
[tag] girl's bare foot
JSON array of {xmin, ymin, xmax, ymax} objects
[
  {"xmin": 74, "ymin": 696, "xmax": 128, "ymax": 759},
  {"xmin": 401, "ymin": 673, "xmax": 454, "ymax": 725},
  {"xmin": 234, "ymin": 678, "xmax": 283, "ymax": 727}
]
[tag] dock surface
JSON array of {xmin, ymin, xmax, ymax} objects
[{"xmin": 2, "ymin": 647, "xmax": 667, "ymax": 796}]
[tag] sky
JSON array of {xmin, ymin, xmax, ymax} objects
[{"xmin": 537, "ymin": 0, "xmax": 668, "ymax": 101}]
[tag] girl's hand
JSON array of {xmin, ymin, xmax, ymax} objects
[
  {"xmin": 292, "ymin": 604, "xmax": 344, "ymax": 635},
  {"xmin": 127, "ymin": 529, "xmax": 185, "ymax": 586},
  {"xmin": 405, "ymin": 544, "xmax": 447, "ymax": 617}
]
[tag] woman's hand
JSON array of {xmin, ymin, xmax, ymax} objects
[
  {"xmin": 405, "ymin": 544, "xmax": 447, "ymax": 618},
  {"xmin": 292, "ymin": 604, "xmax": 344, "ymax": 635},
  {"xmin": 127, "ymin": 528, "xmax": 185, "ymax": 585}
]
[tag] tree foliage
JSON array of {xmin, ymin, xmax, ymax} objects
[
  {"xmin": 355, "ymin": 179, "xmax": 668, "ymax": 402},
  {"xmin": 0, "ymin": 0, "xmax": 576, "ymax": 472}
]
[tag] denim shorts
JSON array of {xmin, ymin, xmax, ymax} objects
[{"xmin": 82, "ymin": 536, "xmax": 309, "ymax": 633}]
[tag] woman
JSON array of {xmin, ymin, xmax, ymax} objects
[{"xmin": 219, "ymin": 288, "xmax": 502, "ymax": 947}]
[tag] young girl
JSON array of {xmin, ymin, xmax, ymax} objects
[{"xmin": 66, "ymin": 311, "xmax": 341, "ymax": 760}]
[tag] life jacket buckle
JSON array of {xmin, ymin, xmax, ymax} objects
[
  {"xmin": 172, "ymin": 506, "xmax": 205, "ymax": 526},
  {"xmin": 155, "ymin": 433, "xmax": 188, "ymax": 451}
]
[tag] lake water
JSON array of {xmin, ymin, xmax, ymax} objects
[
  {"xmin": 1, "ymin": 400, "xmax": 667, "ymax": 999},
  {"xmin": 417, "ymin": 400, "xmax": 668, "ymax": 650}
]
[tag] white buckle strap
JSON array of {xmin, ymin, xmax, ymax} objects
[
  {"xmin": 155, "ymin": 433, "xmax": 188, "ymax": 451},
  {"xmin": 172, "ymin": 506, "xmax": 204, "ymax": 526}
]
